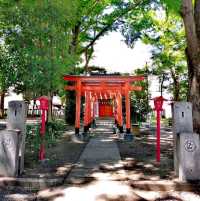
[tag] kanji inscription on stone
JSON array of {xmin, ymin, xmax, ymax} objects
[
  {"xmin": 3, "ymin": 138, "xmax": 12, "ymax": 148},
  {"xmin": 184, "ymin": 140, "xmax": 196, "ymax": 152}
]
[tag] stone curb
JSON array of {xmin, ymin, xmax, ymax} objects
[
  {"xmin": 0, "ymin": 176, "xmax": 64, "ymax": 191},
  {"xmin": 128, "ymin": 180, "xmax": 200, "ymax": 192}
]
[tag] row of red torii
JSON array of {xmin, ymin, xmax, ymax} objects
[{"xmin": 64, "ymin": 75, "xmax": 145, "ymax": 134}]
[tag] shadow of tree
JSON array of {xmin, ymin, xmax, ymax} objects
[{"xmin": 35, "ymin": 127, "xmax": 200, "ymax": 201}]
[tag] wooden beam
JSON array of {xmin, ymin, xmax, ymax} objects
[
  {"xmin": 65, "ymin": 85, "xmax": 142, "ymax": 92},
  {"xmin": 64, "ymin": 75, "xmax": 145, "ymax": 83}
]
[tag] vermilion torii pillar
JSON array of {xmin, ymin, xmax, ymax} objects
[
  {"xmin": 116, "ymin": 93, "xmax": 123, "ymax": 133},
  {"xmin": 84, "ymin": 92, "xmax": 90, "ymax": 133},
  {"xmin": 64, "ymin": 75, "xmax": 144, "ymax": 135},
  {"xmin": 125, "ymin": 82, "xmax": 131, "ymax": 133},
  {"xmin": 75, "ymin": 80, "xmax": 81, "ymax": 135}
]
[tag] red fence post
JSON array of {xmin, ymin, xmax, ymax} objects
[
  {"xmin": 153, "ymin": 96, "xmax": 165, "ymax": 163},
  {"xmin": 156, "ymin": 110, "xmax": 161, "ymax": 162},
  {"xmin": 37, "ymin": 96, "xmax": 49, "ymax": 161}
]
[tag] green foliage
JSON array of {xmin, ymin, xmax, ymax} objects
[
  {"xmin": 131, "ymin": 67, "xmax": 150, "ymax": 121},
  {"xmin": 1, "ymin": 0, "xmax": 75, "ymax": 99},
  {"xmin": 0, "ymin": 0, "xmax": 151, "ymax": 99},
  {"xmin": 26, "ymin": 120, "xmax": 67, "ymax": 161},
  {"xmin": 160, "ymin": 0, "xmax": 181, "ymax": 14},
  {"xmin": 144, "ymin": 12, "xmax": 188, "ymax": 100},
  {"xmin": 121, "ymin": 1, "xmax": 188, "ymax": 101}
]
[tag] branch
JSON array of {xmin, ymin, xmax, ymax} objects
[
  {"xmin": 181, "ymin": 0, "xmax": 200, "ymax": 66},
  {"xmin": 194, "ymin": 0, "xmax": 200, "ymax": 41},
  {"xmin": 79, "ymin": 0, "xmax": 149, "ymax": 54}
]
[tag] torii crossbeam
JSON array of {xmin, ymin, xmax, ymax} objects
[{"xmin": 64, "ymin": 75, "xmax": 144, "ymax": 134}]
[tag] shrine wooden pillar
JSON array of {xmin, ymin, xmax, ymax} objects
[
  {"xmin": 125, "ymin": 82, "xmax": 131, "ymax": 133},
  {"xmin": 84, "ymin": 92, "xmax": 90, "ymax": 133},
  {"xmin": 75, "ymin": 80, "xmax": 81, "ymax": 134},
  {"xmin": 117, "ymin": 93, "xmax": 123, "ymax": 133},
  {"xmin": 114, "ymin": 98, "xmax": 118, "ymax": 125},
  {"xmin": 88, "ymin": 95, "xmax": 92, "ymax": 126}
]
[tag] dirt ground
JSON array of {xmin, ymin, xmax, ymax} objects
[
  {"xmin": 23, "ymin": 126, "xmax": 87, "ymax": 179},
  {"xmin": 1, "ymin": 126, "xmax": 200, "ymax": 201},
  {"xmin": 0, "ymin": 126, "xmax": 87, "ymax": 201},
  {"xmin": 116, "ymin": 127, "xmax": 175, "ymax": 180}
]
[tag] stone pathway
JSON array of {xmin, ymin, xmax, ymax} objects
[
  {"xmin": 1, "ymin": 119, "xmax": 200, "ymax": 201},
  {"xmin": 65, "ymin": 121, "xmax": 121, "ymax": 185},
  {"xmin": 37, "ymin": 120, "xmax": 200, "ymax": 201}
]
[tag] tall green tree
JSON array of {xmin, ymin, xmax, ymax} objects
[
  {"xmin": 161, "ymin": 0, "xmax": 200, "ymax": 133},
  {"xmin": 68, "ymin": 0, "xmax": 153, "ymax": 72},
  {"xmin": 143, "ymin": 13, "xmax": 188, "ymax": 101},
  {"xmin": 131, "ymin": 67, "xmax": 150, "ymax": 122},
  {"xmin": 1, "ymin": 0, "xmax": 75, "ymax": 119}
]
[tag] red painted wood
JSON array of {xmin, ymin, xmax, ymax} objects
[
  {"xmin": 125, "ymin": 82, "xmax": 131, "ymax": 130},
  {"xmin": 75, "ymin": 80, "xmax": 81, "ymax": 129},
  {"xmin": 64, "ymin": 85, "xmax": 142, "ymax": 93},
  {"xmin": 39, "ymin": 144, "xmax": 45, "ymax": 161},
  {"xmin": 64, "ymin": 75, "xmax": 145, "ymax": 82},
  {"xmin": 99, "ymin": 101, "xmax": 113, "ymax": 117},
  {"xmin": 156, "ymin": 110, "xmax": 161, "ymax": 163},
  {"xmin": 84, "ymin": 92, "xmax": 90, "ymax": 126},
  {"xmin": 117, "ymin": 95, "xmax": 123, "ymax": 127}
]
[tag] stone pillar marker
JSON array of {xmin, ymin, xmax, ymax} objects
[
  {"xmin": 173, "ymin": 102, "xmax": 200, "ymax": 181},
  {"xmin": 172, "ymin": 102, "xmax": 193, "ymax": 175},
  {"xmin": 173, "ymin": 102, "xmax": 193, "ymax": 134},
  {"xmin": 0, "ymin": 130, "xmax": 20, "ymax": 176},
  {"xmin": 179, "ymin": 132, "xmax": 200, "ymax": 181},
  {"xmin": 7, "ymin": 100, "xmax": 27, "ymax": 175}
]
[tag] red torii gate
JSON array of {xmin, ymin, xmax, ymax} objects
[{"xmin": 64, "ymin": 75, "xmax": 144, "ymax": 134}]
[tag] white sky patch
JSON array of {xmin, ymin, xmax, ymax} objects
[{"xmin": 90, "ymin": 31, "xmax": 152, "ymax": 73}]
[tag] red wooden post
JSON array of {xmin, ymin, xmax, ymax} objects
[
  {"xmin": 38, "ymin": 96, "xmax": 49, "ymax": 161},
  {"xmin": 39, "ymin": 144, "xmax": 45, "ymax": 161},
  {"xmin": 125, "ymin": 82, "xmax": 131, "ymax": 133},
  {"xmin": 153, "ymin": 96, "xmax": 165, "ymax": 163},
  {"xmin": 156, "ymin": 110, "xmax": 161, "ymax": 162},
  {"xmin": 84, "ymin": 92, "xmax": 90, "ymax": 132},
  {"xmin": 117, "ymin": 94, "xmax": 123, "ymax": 133},
  {"xmin": 75, "ymin": 80, "xmax": 81, "ymax": 134},
  {"xmin": 40, "ymin": 110, "xmax": 46, "ymax": 135},
  {"xmin": 113, "ymin": 99, "xmax": 117, "ymax": 124},
  {"xmin": 88, "ymin": 97, "xmax": 92, "ymax": 125}
]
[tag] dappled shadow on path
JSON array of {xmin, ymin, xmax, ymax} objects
[{"xmin": 36, "ymin": 128, "xmax": 200, "ymax": 201}]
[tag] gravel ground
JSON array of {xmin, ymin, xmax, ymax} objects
[
  {"xmin": 23, "ymin": 127, "xmax": 87, "ymax": 179},
  {"xmin": 0, "ymin": 126, "xmax": 87, "ymax": 200},
  {"xmin": 117, "ymin": 127, "xmax": 175, "ymax": 180},
  {"xmin": 0, "ymin": 187, "xmax": 36, "ymax": 201}
]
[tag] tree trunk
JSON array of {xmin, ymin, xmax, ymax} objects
[
  {"xmin": 0, "ymin": 91, "xmax": 5, "ymax": 119},
  {"xmin": 160, "ymin": 74, "xmax": 165, "ymax": 96},
  {"xmin": 173, "ymin": 80, "xmax": 180, "ymax": 101},
  {"xmin": 84, "ymin": 46, "xmax": 94, "ymax": 74},
  {"xmin": 181, "ymin": 0, "xmax": 200, "ymax": 133},
  {"xmin": 32, "ymin": 99, "xmax": 37, "ymax": 117},
  {"xmin": 170, "ymin": 69, "xmax": 180, "ymax": 101},
  {"xmin": 48, "ymin": 93, "xmax": 53, "ymax": 122}
]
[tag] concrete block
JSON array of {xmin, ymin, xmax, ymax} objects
[
  {"xmin": 0, "ymin": 130, "xmax": 21, "ymax": 177},
  {"xmin": 179, "ymin": 133, "xmax": 200, "ymax": 181},
  {"xmin": 172, "ymin": 102, "xmax": 193, "ymax": 176},
  {"xmin": 172, "ymin": 102, "xmax": 193, "ymax": 134},
  {"xmin": 7, "ymin": 101, "xmax": 27, "ymax": 174}
]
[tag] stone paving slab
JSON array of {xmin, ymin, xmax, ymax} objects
[{"xmin": 65, "ymin": 126, "xmax": 121, "ymax": 185}]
